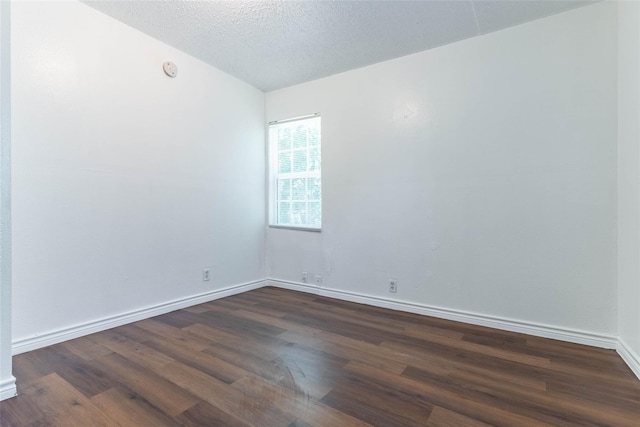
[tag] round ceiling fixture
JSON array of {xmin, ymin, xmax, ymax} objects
[{"xmin": 163, "ymin": 61, "xmax": 177, "ymax": 78}]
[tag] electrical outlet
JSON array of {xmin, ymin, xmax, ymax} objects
[
  {"xmin": 388, "ymin": 279, "xmax": 398, "ymax": 293},
  {"xmin": 315, "ymin": 275, "xmax": 323, "ymax": 285},
  {"xmin": 302, "ymin": 272, "xmax": 308, "ymax": 283},
  {"xmin": 203, "ymin": 268, "xmax": 211, "ymax": 282}
]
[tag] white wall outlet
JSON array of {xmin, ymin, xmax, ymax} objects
[
  {"xmin": 302, "ymin": 272, "xmax": 308, "ymax": 283},
  {"xmin": 388, "ymin": 279, "xmax": 398, "ymax": 293},
  {"xmin": 315, "ymin": 275, "xmax": 322, "ymax": 285},
  {"xmin": 203, "ymin": 268, "xmax": 211, "ymax": 282}
]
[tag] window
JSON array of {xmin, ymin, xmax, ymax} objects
[{"xmin": 269, "ymin": 114, "xmax": 321, "ymax": 230}]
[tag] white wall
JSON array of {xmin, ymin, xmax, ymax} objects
[
  {"xmin": 266, "ymin": 2, "xmax": 618, "ymax": 339},
  {"xmin": 617, "ymin": 0, "xmax": 640, "ymax": 376},
  {"xmin": 0, "ymin": 0, "xmax": 16, "ymax": 401},
  {"xmin": 11, "ymin": 1, "xmax": 265, "ymax": 348},
  {"xmin": 7, "ymin": 0, "xmax": 634, "ymax": 379}
]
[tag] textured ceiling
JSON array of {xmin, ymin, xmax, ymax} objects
[{"xmin": 83, "ymin": 0, "xmax": 595, "ymax": 92}]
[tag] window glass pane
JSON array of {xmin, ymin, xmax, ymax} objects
[
  {"xmin": 277, "ymin": 179, "xmax": 291, "ymax": 201},
  {"xmin": 308, "ymin": 178, "xmax": 321, "ymax": 200},
  {"xmin": 292, "ymin": 202, "xmax": 306, "ymax": 225},
  {"xmin": 309, "ymin": 126, "xmax": 320, "ymax": 147},
  {"xmin": 278, "ymin": 128, "xmax": 291, "ymax": 151},
  {"xmin": 278, "ymin": 202, "xmax": 291, "ymax": 224},
  {"xmin": 292, "ymin": 149, "xmax": 307, "ymax": 173},
  {"xmin": 308, "ymin": 202, "xmax": 321, "ymax": 227},
  {"xmin": 278, "ymin": 151, "xmax": 291, "ymax": 173},
  {"xmin": 292, "ymin": 178, "xmax": 306, "ymax": 200},
  {"xmin": 309, "ymin": 147, "xmax": 320, "ymax": 171},
  {"xmin": 293, "ymin": 125, "xmax": 308, "ymax": 149}
]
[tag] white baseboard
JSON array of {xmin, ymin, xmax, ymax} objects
[
  {"xmin": 270, "ymin": 279, "xmax": 322, "ymax": 295},
  {"xmin": 0, "ymin": 375, "xmax": 16, "ymax": 401},
  {"xmin": 10, "ymin": 277, "xmax": 635, "ymax": 381},
  {"xmin": 617, "ymin": 339, "xmax": 640, "ymax": 380},
  {"xmin": 12, "ymin": 279, "xmax": 267, "ymax": 355},
  {"xmin": 267, "ymin": 279, "xmax": 618, "ymax": 350}
]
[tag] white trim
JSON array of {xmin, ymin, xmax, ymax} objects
[
  {"xmin": 0, "ymin": 0, "xmax": 13, "ymax": 406},
  {"xmin": 10, "ymin": 277, "xmax": 636, "ymax": 381},
  {"xmin": 269, "ymin": 112, "xmax": 320, "ymax": 126},
  {"xmin": 267, "ymin": 279, "xmax": 618, "ymax": 350},
  {"xmin": 0, "ymin": 376, "xmax": 16, "ymax": 401},
  {"xmin": 269, "ymin": 279, "xmax": 322, "ymax": 295},
  {"xmin": 617, "ymin": 338, "xmax": 640, "ymax": 380},
  {"xmin": 12, "ymin": 279, "xmax": 267, "ymax": 355},
  {"xmin": 268, "ymin": 225, "xmax": 322, "ymax": 232}
]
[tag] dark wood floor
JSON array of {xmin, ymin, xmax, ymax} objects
[{"xmin": 1, "ymin": 287, "xmax": 639, "ymax": 426}]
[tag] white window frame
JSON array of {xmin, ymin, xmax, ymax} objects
[{"xmin": 268, "ymin": 114, "xmax": 321, "ymax": 231}]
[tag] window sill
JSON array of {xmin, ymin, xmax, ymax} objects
[{"xmin": 268, "ymin": 225, "xmax": 322, "ymax": 233}]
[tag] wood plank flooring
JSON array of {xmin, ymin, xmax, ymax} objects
[{"xmin": 1, "ymin": 286, "xmax": 639, "ymax": 426}]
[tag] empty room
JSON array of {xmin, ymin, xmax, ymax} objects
[{"xmin": 1, "ymin": 0, "xmax": 639, "ymax": 425}]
